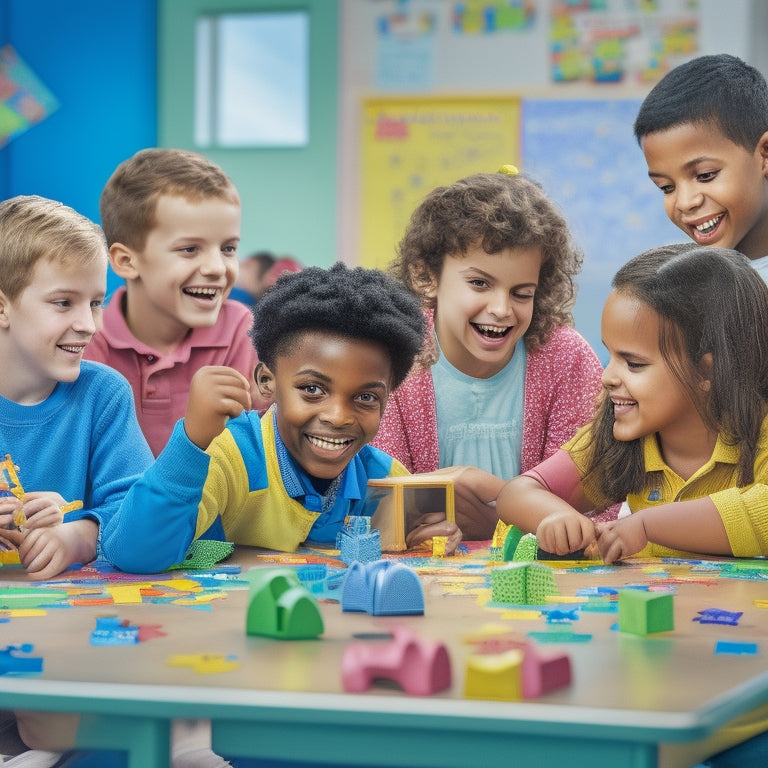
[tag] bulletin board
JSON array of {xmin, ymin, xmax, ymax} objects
[
  {"xmin": 520, "ymin": 97, "xmax": 686, "ymax": 362},
  {"xmin": 359, "ymin": 96, "xmax": 521, "ymax": 270}
]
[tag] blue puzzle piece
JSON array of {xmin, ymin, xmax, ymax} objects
[
  {"xmin": 694, "ymin": 608, "xmax": 743, "ymax": 626},
  {"xmin": 0, "ymin": 644, "xmax": 43, "ymax": 675},
  {"xmin": 90, "ymin": 616, "xmax": 140, "ymax": 645}
]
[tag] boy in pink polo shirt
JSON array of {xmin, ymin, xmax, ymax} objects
[{"xmin": 86, "ymin": 148, "xmax": 269, "ymax": 456}]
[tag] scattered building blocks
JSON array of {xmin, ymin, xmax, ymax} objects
[
  {"xmin": 365, "ymin": 475, "xmax": 455, "ymax": 552},
  {"xmin": 246, "ymin": 568, "xmax": 324, "ymax": 639},
  {"xmin": 464, "ymin": 649, "xmax": 523, "ymax": 701},
  {"xmin": 490, "ymin": 562, "xmax": 559, "ymax": 605},
  {"xmin": 341, "ymin": 625, "xmax": 451, "ymax": 695},
  {"xmin": 618, "ymin": 588, "xmax": 674, "ymax": 635},
  {"xmin": 0, "ymin": 643, "xmax": 43, "ymax": 675},
  {"xmin": 341, "ymin": 559, "xmax": 424, "ymax": 616}
]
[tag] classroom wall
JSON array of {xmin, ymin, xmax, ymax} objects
[
  {"xmin": 1, "ymin": 0, "xmax": 766, "ymax": 359},
  {"xmin": 338, "ymin": 0, "xmax": 763, "ymax": 361},
  {"xmin": 0, "ymin": 0, "xmax": 157, "ymax": 295},
  {"xmin": 157, "ymin": 0, "xmax": 339, "ymax": 268}
]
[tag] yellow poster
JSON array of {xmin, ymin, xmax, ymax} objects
[{"xmin": 360, "ymin": 96, "xmax": 521, "ymax": 270}]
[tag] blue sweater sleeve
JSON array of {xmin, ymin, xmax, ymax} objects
[
  {"xmin": 0, "ymin": 362, "xmax": 153, "ymax": 532},
  {"xmin": 74, "ymin": 368, "xmax": 154, "ymax": 528},
  {"xmin": 100, "ymin": 420, "xmax": 211, "ymax": 573}
]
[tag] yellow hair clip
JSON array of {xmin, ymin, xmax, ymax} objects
[{"xmin": 498, "ymin": 164, "xmax": 519, "ymax": 176}]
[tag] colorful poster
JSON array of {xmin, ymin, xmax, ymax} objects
[
  {"xmin": 0, "ymin": 45, "xmax": 59, "ymax": 148},
  {"xmin": 550, "ymin": 0, "xmax": 699, "ymax": 84},
  {"xmin": 375, "ymin": 1, "xmax": 439, "ymax": 90},
  {"xmin": 451, "ymin": 0, "xmax": 536, "ymax": 33},
  {"xmin": 360, "ymin": 96, "xmax": 521, "ymax": 270}
]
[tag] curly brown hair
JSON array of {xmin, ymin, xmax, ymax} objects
[{"xmin": 389, "ymin": 171, "xmax": 583, "ymax": 351}]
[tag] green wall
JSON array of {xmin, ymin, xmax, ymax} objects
[{"xmin": 158, "ymin": 0, "xmax": 338, "ymax": 265}]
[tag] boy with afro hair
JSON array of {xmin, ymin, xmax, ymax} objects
[{"xmin": 102, "ymin": 262, "xmax": 496, "ymax": 573}]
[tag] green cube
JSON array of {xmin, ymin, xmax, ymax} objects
[{"xmin": 618, "ymin": 590, "xmax": 674, "ymax": 635}]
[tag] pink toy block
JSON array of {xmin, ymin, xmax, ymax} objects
[
  {"xmin": 519, "ymin": 644, "xmax": 571, "ymax": 698},
  {"xmin": 341, "ymin": 625, "xmax": 451, "ymax": 696}
]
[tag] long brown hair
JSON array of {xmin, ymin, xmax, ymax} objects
[{"xmin": 579, "ymin": 244, "xmax": 768, "ymax": 504}]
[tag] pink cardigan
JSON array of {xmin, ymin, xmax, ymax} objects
[{"xmin": 373, "ymin": 324, "xmax": 603, "ymax": 477}]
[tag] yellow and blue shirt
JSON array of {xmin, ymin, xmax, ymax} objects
[{"xmin": 102, "ymin": 405, "xmax": 407, "ymax": 573}]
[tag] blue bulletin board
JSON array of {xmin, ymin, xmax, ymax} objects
[{"xmin": 521, "ymin": 98, "xmax": 686, "ymax": 363}]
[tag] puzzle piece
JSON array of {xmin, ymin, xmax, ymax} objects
[
  {"xmin": 693, "ymin": 608, "xmax": 742, "ymax": 626},
  {"xmin": 90, "ymin": 616, "xmax": 140, "ymax": 645},
  {"xmin": 0, "ymin": 643, "xmax": 43, "ymax": 675}
]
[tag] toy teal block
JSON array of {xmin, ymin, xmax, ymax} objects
[
  {"xmin": 464, "ymin": 649, "xmax": 524, "ymax": 701},
  {"xmin": 490, "ymin": 562, "xmax": 558, "ymax": 605},
  {"xmin": 618, "ymin": 589, "xmax": 674, "ymax": 635},
  {"xmin": 246, "ymin": 568, "xmax": 324, "ymax": 639}
]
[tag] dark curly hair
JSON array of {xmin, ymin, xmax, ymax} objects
[
  {"xmin": 250, "ymin": 262, "xmax": 426, "ymax": 389},
  {"xmin": 389, "ymin": 171, "xmax": 583, "ymax": 352}
]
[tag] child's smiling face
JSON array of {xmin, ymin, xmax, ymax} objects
[
  {"xmin": 264, "ymin": 331, "xmax": 393, "ymax": 480},
  {"xmin": 0, "ymin": 255, "xmax": 106, "ymax": 405},
  {"xmin": 600, "ymin": 289, "xmax": 705, "ymax": 448},
  {"xmin": 641, "ymin": 122, "xmax": 768, "ymax": 260},
  {"xmin": 116, "ymin": 194, "xmax": 241, "ymax": 349},
  {"xmin": 429, "ymin": 244, "xmax": 541, "ymax": 379}
]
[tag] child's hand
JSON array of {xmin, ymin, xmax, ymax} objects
[
  {"xmin": 405, "ymin": 511, "xmax": 463, "ymax": 554},
  {"xmin": 0, "ymin": 495, "xmax": 24, "ymax": 529},
  {"xmin": 185, "ymin": 366, "xmax": 252, "ymax": 450},
  {"xmin": 536, "ymin": 510, "xmax": 596, "ymax": 556},
  {"xmin": 17, "ymin": 492, "xmax": 66, "ymax": 530},
  {"xmin": 596, "ymin": 515, "xmax": 648, "ymax": 564},
  {"xmin": 1, "ymin": 519, "xmax": 99, "ymax": 580},
  {"xmin": 411, "ymin": 466, "xmax": 506, "ymax": 541}
]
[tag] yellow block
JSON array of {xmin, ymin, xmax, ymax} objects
[{"xmin": 464, "ymin": 649, "xmax": 524, "ymax": 701}]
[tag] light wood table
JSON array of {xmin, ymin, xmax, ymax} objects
[{"xmin": 1, "ymin": 548, "xmax": 767, "ymax": 768}]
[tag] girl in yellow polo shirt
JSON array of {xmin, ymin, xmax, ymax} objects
[{"xmin": 496, "ymin": 243, "xmax": 768, "ymax": 562}]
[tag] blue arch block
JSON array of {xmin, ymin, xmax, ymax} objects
[{"xmin": 341, "ymin": 560, "xmax": 424, "ymax": 616}]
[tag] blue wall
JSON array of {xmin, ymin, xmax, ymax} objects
[{"xmin": 0, "ymin": 0, "xmax": 157, "ymax": 294}]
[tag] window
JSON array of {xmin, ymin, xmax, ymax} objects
[{"xmin": 195, "ymin": 11, "xmax": 309, "ymax": 147}]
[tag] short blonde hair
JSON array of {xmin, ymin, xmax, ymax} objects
[
  {"xmin": 0, "ymin": 195, "xmax": 107, "ymax": 302},
  {"xmin": 100, "ymin": 148, "xmax": 240, "ymax": 251}
]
